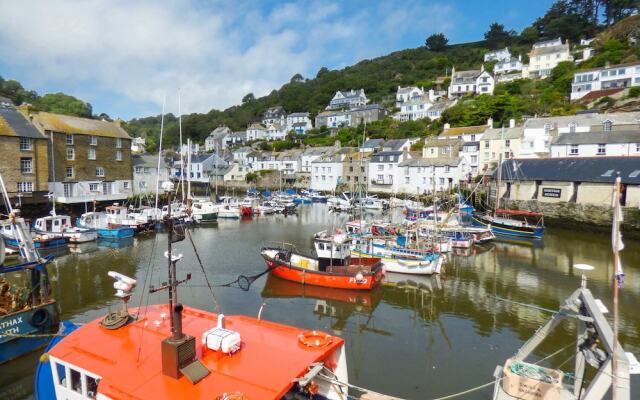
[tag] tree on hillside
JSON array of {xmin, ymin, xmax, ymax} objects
[
  {"xmin": 425, "ymin": 33, "xmax": 449, "ymax": 51},
  {"xmin": 519, "ymin": 26, "xmax": 540, "ymax": 44},
  {"xmin": 603, "ymin": 0, "xmax": 639, "ymax": 25},
  {"xmin": 242, "ymin": 93, "xmax": 255, "ymax": 104},
  {"xmin": 531, "ymin": 1, "xmax": 600, "ymax": 41},
  {"xmin": 0, "ymin": 77, "xmax": 38, "ymax": 105},
  {"xmin": 484, "ymin": 23, "xmax": 516, "ymax": 49},
  {"xmin": 316, "ymin": 67, "xmax": 330, "ymax": 79},
  {"xmin": 36, "ymin": 93, "xmax": 92, "ymax": 118},
  {"xmin": 290, "ymin": 73, "xmax": 304, "ymax": 84}
]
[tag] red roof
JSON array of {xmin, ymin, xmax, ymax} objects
[
  {"xmin": 495, "ymin": 209, "xmax": 544, "ymax": 217},
  {"xmin": 579, "ymin": 88, "xmax": 625, "ymax": 103}
]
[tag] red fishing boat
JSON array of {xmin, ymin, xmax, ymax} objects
[{"xmin": 261, "ymin": 230, "xmax": 384, "ymax": 290}]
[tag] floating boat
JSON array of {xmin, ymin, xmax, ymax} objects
[
  {"xmin": 261, "ymin": 230, "xmax": 384, "ymax": 290},
  {"xmin": 35, "ymin": 189, "xmax": 351, "ymax": 400},
  {"xmin": 351, "ymin": 237, "xmax": 444, "ymax": 275},
  {"xmin": 0, "ymin": 191, "xmax": 60, "ymax": 364},
  {"xmin": 217, "ymin": 197, "xmax": 242, "ymax": 219},
  {"xmin": 33, "ymin": 214, "xmax": 97, "ymax": 243},
  {"xmin": 105, "ymin": 204, "xmax": 154, "ymax": 232},
  {"xmin": 472, "ymin": 209, "xmax": 545, "ymax": 239},
  {"xmin": 360, "ymin": 197, "xmax": 387, "ymax": 210},
  {"xmin": 256, "ymin": 201, "xmax": 276, "ymax": 215},
  {"xmin": 293, "ymin": 195, "xmax": 312, "ymax": 205},
  {"xmin": 308, "ymin": 191, "xmax": 328, "ymax": 203},
  {"xmin": 190, "ymin": 200, "xmax": 218, "ymax": 223},
  {"xmin": 77, "ymin": 212, "xmax": 135, "ymax": 239},
  {"xmin": 1, "ymin": 221, "xmax": 68, "ymax": 251},
  {"xmin": 239, "ymin": 196, "xmax": 259, "ymax": 215}
]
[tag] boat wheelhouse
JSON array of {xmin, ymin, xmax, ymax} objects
[
  {"xmin": 190, "ymin": 201, "xmax": 218, "ymax": 223},
  {"xmin": 1, "ymin": 220, "xmax": 68, "ymax": 251},
  {"xmin": 33, "ymin": 215, "xmax": 97, "ymax": 244}
]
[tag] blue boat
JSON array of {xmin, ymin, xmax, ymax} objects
[
  {"xmin": 76, "ymin": 212, "xmax": 135, "ymax": 239},
  {"xmin": 472, "ymin": 209, "xmax": 545, "ymax": 239},
  {"xmin": 292, "ymin": 196, "xmax": 312, "ymax": 205},
  {"xmin": 2, "ymin": 236, "xmax": 67, "ymax": 250},
  {"xmin": 34, "ymin": 320, "xmax": 79, "ymax": 400}
]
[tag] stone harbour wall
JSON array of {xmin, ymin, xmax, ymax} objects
[{"xmin": 503, "ymin": 199, "xmax": 640, "ymax": 237}]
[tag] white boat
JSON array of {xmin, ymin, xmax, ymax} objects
[
  {"xmin": 33, "ymin": 214, "xmax": 97, "ymax": 243},
  {"xmin": 257, "ymin": 201, "xmax": 276, "ymax": 215},
  {"xmin": 217, "ymin": 197, "xmax": 242, "ymax": 219},
  {"xmin": 105, "ymin": 204, "xmax": 150, "ymax": 231},
  {"xmin": 190, "ymin": 200, "xmax": 218, "ymax": 222},
  {"xmin": 360, "ymin": 197, "xmax": 387, "ymax": 210},
  {"xmin": 351, "ymin": 238, "xmax": 444, "ymax": 275}
]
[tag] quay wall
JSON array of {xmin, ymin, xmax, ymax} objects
[{"xmin": 503, "ymin": 199, "xmax": 640, "ymax": 237}]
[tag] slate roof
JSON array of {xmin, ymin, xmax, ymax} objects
[
  {"xmin": 263, "ymin": 106, "xmax": 286, "ymax": 118},
  {"xmin": 452, "ymin": 70, "xmax": 485, "ymax": 84},
  {"xmin": 209, "ymin": 126, "xmax": 232, "ymax": 139},
  {"xmin": 425, "ymin": 138, "xmax": 462, "ymax": 148},
  {"xmin": 132, "ymin": 154, "xmax": 168, "ymax": 168},
  {"xmin": 370, "ymin": 151, "xmax": 403, "ymax": 163},
  {"xmin": 575, "ymin": 61, "xmax": 640, "ymax": 74},
  {"xmin": 482, "ymin": 127, "xmax": 523, "ymax": 140},
  {"xmin": 499, "ymin": 157, "xmax": 640, "ymax": 185},
  {"xmin": 228, "ymin": 131, "xmax": 247, "ymax": 139},
  {"xmin": 399, "ymin": 156, "xmax": 462, "ymax": 167},
  {"xmin": 288, "ymin": 112, "xmax": 309, "ymax": 118},
  {"xmin": 552, "ymin": 130, "xmax": 640, "ymax": 145},
  {"xmin": 382, "ymin": 139, "xmax": 409, "ymax": 151},
  {"xmin": 0, "ymin": 102, "xmax": 47, "ymax": 139},
  {"xmin": 362, "ymin": 138, "xmax": 384, "ymax": 148},
  {"xmin": 441, "ymin": 125, "xmax": 487, "ymax": 137},
  {"xmin": 25, "ymin": 109, "xmax": 131, "ymax": 139},
  {"xmin": 523, "ymin": 112, "xmax": 640, "ymax": 129}
]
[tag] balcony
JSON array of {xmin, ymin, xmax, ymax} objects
[{"xmin": 371, "ymin": 178, "xmax": 393, "ymax": 185}]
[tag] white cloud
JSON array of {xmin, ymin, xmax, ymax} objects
[{"xmin": 0, "ymin": 0, "xmax": 454, "ymax": 117}]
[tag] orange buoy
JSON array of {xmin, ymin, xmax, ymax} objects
[{"xmin": 298, "ymin": 330, "xmax": 333, "ymax": 347}]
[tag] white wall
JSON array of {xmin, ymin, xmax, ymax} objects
[
  {"xmin": 310, "ymin": 162, "xmax": 343, "ymax": 191},
  {"xmin": 551, "ymin": 143, "xmax": 640, "ymax": 157}
]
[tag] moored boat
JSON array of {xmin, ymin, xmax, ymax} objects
[
  {"xmin": 77, "ymin": 212, "xmax": 135, "ymax": 239},
  {"xmin": 190, "ymin": 200, "xmax": 218, "ymax": 223},
  {"xmin": 351, "ymin": 237, "xmax": 444, "ymax": 275},
  {"xmin": 33, "ymin": 214, "xmax": 97, "ymax": 243},
  {"xmin": 472, "ymin": 209, "xmax": 545, "ymax": 239},
  {"xmin": 261, "ymin": 230, "xmax": 384, "ymax": 290}
]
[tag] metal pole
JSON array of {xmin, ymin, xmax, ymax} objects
[
  {"xmin": 612, "ymin": 174, "xmax": 622, "ymax": 400},
  {"xmin": 154, "ymin": 96, "xmax": 166, "ymax": 214}
]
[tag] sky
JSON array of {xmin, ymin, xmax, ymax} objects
[{"xmin": 0, "ymin": 0, "xmax": 555, "ymax": 120}]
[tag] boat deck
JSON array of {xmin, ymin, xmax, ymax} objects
[{"xmin": 47, "ymin": 305, "xmax": 344, "ymax": 399}]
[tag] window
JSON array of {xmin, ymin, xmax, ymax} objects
[
  {"xmin": 116, "ymin": 138, "xmax": 122, "ymax": 148},
  {"xmin": 103, "ymin": 182, "xmax": 112, "ymax": 194},
  {"xmin": 471, "ymin": 155, "xmax": 477, "ymax": 163},
  {"xmin": 405, "ymin": 176, "xmax": 410, "ymax": 184},
  {"xmin": 602, "ymin": 70, "xmax": 609, "ymax": 77},
  {"xmin": 603, "ymin": 120, "xmax": 613, "ymax": 132},
  {"xmin": 123, "ymin": 181, "xmax": 129, "ymax": 190},
  {"xmin": 63, "ymin": 183, "xmax": 73, "ymax": 197},
  {"xmin": 134, "ymin": 166, "xmax": 143, "ymax": 174},
  {"xmin": 19, "ymin": 137, "xmax": 32, "ymax": 151},
  {"xmin": 505, "ymin": 139, "xmax": 511, "ymax": 148},
  {"xmin": 88, "ymin": 147, "xmax": 96, "ymax": 160},
  {"xmin": 66, "ymin": 166, "xmax": 74, "ymax": 178},
  {"xmin": 66, "ymin": 134, "xmax": 74, "ymax": 145},
  {"xmin": 441, "ymin": 147, "xmax": 449, "ymax": 155},
  {"xmin": 315, "ymin": 167, "xmax": 318, "ymax": 173},
  {"xmin": 89, "ymin": 183, "xmax": 99, "ymax": 192},
  {"xmin": 71, "ymin": 368, "xmax": 82, "ymax": 393},
  {"xmin": 377, "ymin": 174, "xmax": 383, "ymax": 181},
  {"xmin": 484, "ymin": 141, "xmax": 489, "ymax": 149},
  {"xmin": 20, "ymin": 158, "xmax": 32, "ymax": 173},
  {"xmin": 90, "ymin": 135, "xmax": 98, "ymax": 145},
  {"xmin": 377, "ymin": 164, "xmax": 383, "ymax": 171},
  {"xmin": 16, "ymin": 182, "xmax": 33, "ymax": 192},
  {"xmin": 544, "ymin": 124, "xmax": 551, "ymax": 135},
  {"xmin": 568, "ymin": 122, "xmax": 576, "ymax": 133},
  {"xmin": 116, "ymin": 150, "xmax": 122, "ymax": 161},
  {"xmin": 96, "ymin": 167, "xmax": 105, "ymax": 177},
  {"xmin": 636, "ymin": 143, "xmax": 640, "ymax": 152},
  {"xmin": 505, "ymin": 151, "xmax": 510, "ymax": 159},
  {"xmin": 439, "ymin": 178, "xmax": 445, "ymax": 185},
  {"xmin": 570, "ymin": 144, "xmax": 579, "ymax": 155},
  {"xmin": 66, "ymin": 147, "xmax": 75, "ymax": 160},
  {"xmin": 597, "ymin": 144, "xmax": 606, "ymax": 155},
  {"xmin": 471, "ymin": 134, "xmax": 476, "ymax": 141},
  {"xmin": 445, "ymin": 166, "xmax": 450, "ymax": 173}
]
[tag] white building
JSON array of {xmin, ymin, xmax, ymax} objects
[
  {"xmin": 171, "ymin": 153, "xmax": 227, "ymax": 183},
  {"xmin": 310, "ymin": 148, "xmax": 352, "ymax": 191},
  {"xmin": 570, "ymin": 61, "xmax": 640, "ymax": 100},
  {"xmin": 132, "ymin": 154, "xmax": 170, "ymax": 195},
  {"xmin": 448, "ymin": 67, "xmax": 494, "ymax": 98},
  {"xmin": 394, "ymin": 96, "xmax": 434, "ymax": 121},
  {"xmin": 267, "ymin": 123, "xmax": 287, "ymax": 141},
  {"xmin": 205, "ymin": 126, "xmax": 232, "ymax": 151},
  {"xmin": 286, "ymin": 112, "xmax": 313, "ymax": 134},
  {"xmin": 315, "ymin": 110, "xmax": 351, "ymax": 128},
  {"xmin": 396, "ymin": 86, "xmax": 424, "ymax": 105},
  {"xmin": 551, "ymin": 131, "xmax": 640, "ymax": 157},
  {"xmin": 396, "ymin": 157, "xmax": 469, "ymax": 194},
  {"xmin": 131, "ymin": 137, "xmax": 146, "ymax": 153},
  {"xmin": 246, "ymin": 123, "xmax": 267, "ymax": 141},
  {"xmin": 327, "ymin": 89, "xmax": 368, "ymax": 110},
  {"xmin": 484, "ymin": 47, "xmax": 511, "ymax": 62},
  {"xmin": 300, "ymin": 146, "xmax": 334, "ymax": 173},
  {"xmin": 524, "ymin": 38, "xmax": 572, "ymax": 79},
  {"xmin": 232, "ymin": 146, "xmax": 253, "ymax": 165},
  {"xmin": 368, "ymin": 150, "xmax": 411, "ymax": 193},
  {"xmin": 494, "ymin": 55, "xmax": 523, "ymax": 75},
  {"xmin": 262, "ymin": 106, "xmax": 286, "ymax": 127}
]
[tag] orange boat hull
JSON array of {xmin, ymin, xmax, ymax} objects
[{"xmin": 265, "ymin": 259, "xmax": 383, "ymax": 290}]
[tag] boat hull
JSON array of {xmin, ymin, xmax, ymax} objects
[
  {"xmin": 4, "ymin": 236, "xmax": 67, "ymax": 250},
  {"xmin": 194, "ymin": 212, "xmax": 218, "ymax": 223},
  {"xmin": 96, "ymin": 226, "xmax": 135, "ymax": 239},
  {"xmin": 0, "ymin": 302, "xmax": 60, "ymax": 364},
  {"xmin": 264, "ymin": 258, "xmax": 383, "ymax": 290},
  {"xmin": 351, "ymin": 250, "xmax": 443, "ymax": 275},
  {"xmin": 472, "ymin": 215, "xmax": 544, "ymax": 239},
  {"xmin": 34, "ymin": 320, "xmax": 79, "ymax": 400}
]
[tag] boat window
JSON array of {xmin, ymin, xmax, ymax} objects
[
  {"xmin": 55, "ymin": 362, "xmax": 66, "ymax": 386},
  {"xmin": 86, "ymin": 375, "xmax": 98, "ymax": 398},
  {"xmin": 71, "ymin": 368, "xmax": 82, "ymax": 393}
]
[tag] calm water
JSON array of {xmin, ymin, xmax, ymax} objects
[{"xmin": 2, "ymin": 204, "xmax": 639, "ymax": 399}]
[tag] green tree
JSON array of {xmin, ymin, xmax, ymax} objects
[
  {"xmin": 316, "ymin": 67, "xmax": 330, "ymax": 79},
  {"xmin": 425, "ymin": 33, "xmax": 448, "ymax": 51},
  {"xmin": 519, "ymin": 26, "xmax": 539, "ymax": 44},
  {"xmin": 36, "ymin": 93, "xmax": 92, "ymax": 117},
  {"xmin": 603, "ymin": 0, "xmax": 639, "ymax": 25},
  {"xmin": 242, "ymin": 93, "xmax": 255, "ymax": 104},
  {"xmin": 290, "ymin": 73, "xmax": 304, "ymax": 84},
  {"xmin": 484, "ymin": 23, "xmax": 515, "ymax": 49}
]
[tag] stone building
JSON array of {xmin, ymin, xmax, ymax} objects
[
  {"xmin": 342, "ymin": 150, "xmax": 369, "ymax": 193},
  {"xmin": 21, "ymin": 107, "xmax": 133, "ymax": 204},
  {"xmin": 0, "ymin": 98, "xmax": 49, "ymax": 205}
]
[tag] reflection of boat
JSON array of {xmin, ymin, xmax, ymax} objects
[
  {"xmin": 261, "ymin": 230, "xmax": 384, "ymax": 290},
  {"xmin": 383, "ymin": 272, "xmax": 442, "ymax": 293},
  {"xmin": 261, "ymin": 274, "xmax": 381, "ymax": 310},
  {"xmin": 68, "ymin": 241, "xmax": 100, "ymax": 254},
  {"xmin": 97, "ymin": 236, "xmax": 134, "ymax": 249}
]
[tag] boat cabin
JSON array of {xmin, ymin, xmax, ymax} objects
[
  {"xmin": 105, "ymin": 204, "xmax": 130, "ymax": 224},
  {"xmin": 313, "ymin": 230, "xmax": 353, "ymax": 269},
  {"xmin": 34, "ymin": 215, "xmax": 72, "ymax": 233}
]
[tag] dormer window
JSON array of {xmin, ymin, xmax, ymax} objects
[
  {"xmin": 544, "ymin": 123, "xmax": 552, "ymax": 135},
  {"xmin": 603, "ymin": 120, "xmax": 613, "ymax": 132},
  {"xmin": 568, "ymin": 122, "xmax": 576, "ymax": 133}
]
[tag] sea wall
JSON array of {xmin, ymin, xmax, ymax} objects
[{"xmin": 503, "ymin": 199, "xmax": 640, "ymax": 237}]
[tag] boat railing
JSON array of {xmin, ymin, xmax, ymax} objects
[{"xmin": 262, "ymin": 241, "xmax": 317, "ymax": 259}]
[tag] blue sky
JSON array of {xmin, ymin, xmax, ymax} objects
[{"xmin": 0, "ymin": 0, "xmax": 554, "ymax": 120}]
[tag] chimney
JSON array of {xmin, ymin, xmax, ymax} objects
[
  {"xmin": 444, "ymin": 123, "xmax": 451, "ymax": 130},
  {"xmin": 487, "ymin": 118, "xmax": 493, "ymax": 128},
  {"xmin": 481, "ymin": 64, "xmax": 485, "ymax": 72},
  {"xmin": 114, "ymin": 118, "xmax": 122, "ymax": 127},
  {"xmin": 518, "ymin": 54, "xmax": 522, "ymax": 62},
  {"xmin": 509, "ymin": 119, "xmax": 515, "ymax": 128}
]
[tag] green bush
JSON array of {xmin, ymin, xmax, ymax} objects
[{"xmin": 629, "ymin": 86, "xmax": 640, "ymax": 98}]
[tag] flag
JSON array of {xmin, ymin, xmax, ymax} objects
[{"xmin": 612, "ymin": 176, "xmax": 625, "ymax": 288}]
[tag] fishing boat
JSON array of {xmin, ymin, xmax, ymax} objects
[
  {"xmin": 256, "ymin": 201, "xmax": 276, "ymax": 215},
  {"xmin": 308, "ymin": 191, "xmax": 328, "ymax": 203},
  {"xmin": 190, "ymin": 200, "xmax": 218, "ymax": 223},
  {"xmin": 261, "ymin": 230, "xmax": 384, "ymax": 290},
  {"xmin": 33, "ymin": 214, "xmax": 97, "ymax": 244},
  {"xmin": 351, "ymin": 236, "xmax": 444, "ymax": 275},
  {"xmin": 217, "ymin": 197, "xmax": 242, "ymax": 219},
  {"xmin": 0, "ymin": 177, "xmax": 60, "ymax": 364},
  {"xmin": 105, "ymin": 204, "xmax": 154, "ymax": 232},
  {"xmin": 1, "ymin": 221, "xmax": 68, "ymax": 251},
  {"xmin": 35, "ymin": 184, "xmax": 351, "ymax": 400},
  {"xmin": 293, "ymin": 195, "xmax": 312, "ymax": 205},
  {"xmin": 77, "ymin": 212, "xmax": 135, "ymax": 239},
  {"xmin": 360, "ymin": 197, "xmax": 388, "ymax": 211},
  {"xmin": 239, "ymin": 196, "xmax": 259, "ymax": 215},
  {"xmin": 472, "ymin": 209, "xmax": 545, "ymax": 239}
]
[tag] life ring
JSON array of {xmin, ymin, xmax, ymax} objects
[
  {"xmin": 298, "ymin": 330, "xmax": 333, "ymax": 347},
  {"xmin": 30, "ymin": 308, "xmax": 50, "ymax": 327}
]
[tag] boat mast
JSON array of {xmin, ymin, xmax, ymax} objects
[
  {"xmin": 612, "ymin": 173, "xmax": 624, "ymax": 400},
  {"xmin": 178, "ymin": 90, "xmax": 185, "ymax": 203},
  {"xmin": 154, "ymin": 96, "xmax": 166, "ymax": 214},
  {"xmin": 493, "ymin": 125, "xmax": 504, "ymax": 217},
  {"xmin": 187, "ymin": 138, "xmax": 192, "ymax": 201}
]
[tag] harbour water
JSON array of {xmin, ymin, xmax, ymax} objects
[{"xmin": 1, "ymin": 203, "xmax": 638, "ymax": 399}]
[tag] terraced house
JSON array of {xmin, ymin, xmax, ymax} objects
[
  {"xmin": 20, "ymin": 107, "xmax": 133, "ymax": 204},
  {"xmin": 0, "ymin": 97, "xmax": 49, "ymax": 205}
]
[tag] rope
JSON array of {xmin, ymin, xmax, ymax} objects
[
  {"xmin": 135, "ymin": 228, "xmax": 159, "ymax": 363},
  {"xmin": 185, "ymin": 228, "xmax": 220, "ymax": 312}
]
